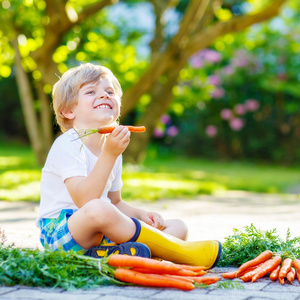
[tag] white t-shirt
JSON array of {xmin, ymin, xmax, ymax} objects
[{"xmin": 36, "ymin": 128, "xmax": 123, "ymax": 227}]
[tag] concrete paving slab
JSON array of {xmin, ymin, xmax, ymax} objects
[{"xmin": 1, "ymin": 191, "xmax": 300, "ymax": 299}]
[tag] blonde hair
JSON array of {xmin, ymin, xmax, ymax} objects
[{"xmin": 52, "ymin": 63, "xmax": 122, "ymax": 132}]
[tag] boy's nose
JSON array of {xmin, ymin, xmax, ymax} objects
[{"xmin": 98, "ymin": 91, "xmax": 110, "ymax": 99}]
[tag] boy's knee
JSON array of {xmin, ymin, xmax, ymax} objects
[
  {"xmin": 165, "ymin": 219, "xmax": 188, "ymax": 240},
  {"xmin": 177, "ymin": 219, "xmax": 188, "ymax": 241},
  {"xmin": 81, "ymin": 199, "xmax": 115, "ymax": 224}
]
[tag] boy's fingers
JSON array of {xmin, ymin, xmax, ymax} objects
[
  {"xmin": 111, "ymin": 125, "xmax": 123, "ymax": 135},
  {"xmin": 120, "ymin": 128, "xmax": 131, "ymax": 141}
]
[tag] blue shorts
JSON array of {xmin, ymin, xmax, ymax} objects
[
  {"xmin": 39, "ymin": 209, "xmax": 87, "ymax": 254},
  {"xmin": 39, "ymin": 209, "xmax": 111, "ymax": 254}
]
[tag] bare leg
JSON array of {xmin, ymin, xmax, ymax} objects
[
  {"xmin": 67, "ymin": 199, "xmax": 136, "ymax": 249},
  {"xmin": 163, "ymin": 219, "xmax": 188, "ymax": 241}
]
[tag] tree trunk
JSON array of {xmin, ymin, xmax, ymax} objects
[
  {"xmin": 37, "ymin": 82, "xmax": 53, "ymax": 153},
  {"xmin": 12, "ymin": 36, "xmax": 46, "ymax": 165},
  {"xmin": 124, "ymin": 55, "xmax": 188, "ymax": 163}
]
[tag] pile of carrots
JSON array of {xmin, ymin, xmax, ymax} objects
[
  {"xmin": 222, "ymin": 250, "xmax": 300, "ymax": 284},
  {"xmin": 105, "ymin": 255, "xmax": 220, "ymax": 291}
]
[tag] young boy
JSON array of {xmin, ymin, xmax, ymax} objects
[{"xmin": 36, "ymin": 63, "xmax": 221, "ymax": 268}]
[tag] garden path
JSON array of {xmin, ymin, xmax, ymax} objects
[
  {"xmin": 1, "ymin": 191, "xmax": 300, "ymax": 248},
  {"xmin": 1, "ymin": 192, "xmax": 300, "ymax": 299}
]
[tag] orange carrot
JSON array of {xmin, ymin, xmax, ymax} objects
[
  {"xmin": 188, "ymin": 270, "xmax": 207, "ymax": 276},
  {"xmin": 166, "ymin": 275, "xmax": 195, "ymax": 283},
  {"xmin": 251, "ymin": 256, "xmax": 282, "ymax": 282},
  {"xmin": 279, "ymin": 276, "xmax": 285, "ymax": 285},
  {"xmin": 222, "ymin": 270, "xmax": 237, "ymax": 279},
  {"xmin": 98, "ymin": 125, "xmax": 146, "ymax": 134},
  {"xmin": 270, "ymin": 265, "xmax": 280, "ymax": 281},
  {"xmin": 240, "ymin": 263, "xmax": 267, "ymax": 282},
  {"xmin": 131, "ymin": 267, "xmax": 200, "ymax": 277},
  {"xmin": 296, "ymin": 270, "xmax": 300, "ymax": 283},
  {"xmin": 278, "ymin": 258, "xmax": 293, "ymax": 285},
  {"xmin": 287, "ymin": 267, "xmax": 296, "ymax": 284},
  {"xmin": 293, "ymin": 258, "xmax": 300, "ymax": 274},
  {"xmin": 171, "ymin": 264, "xmax": 207, "ymax": 272},
  {"xmin": 108, "ymin": 255, "xmax": 182, "ymax": 274},
  {"xmin": 240, "ymin": 269, "xmax": 258, "ymax": 282},
  {"xmin": 167, "ymin": 275, "xmax": 220, "ymax": 285},
  {"xmin": 236, "ymin": 250, "xmax": 273, "ymax": 277},
  {"xmin": 222, "ymin": 264, "xmax": 262, "ymax": 279},
  {"xmin": 189, "ymin": 276, "xmax": 220, "ymax": 285},
  {"xmin": 114, "ymin": 268, "xmax": 194, "ymax": 290}
]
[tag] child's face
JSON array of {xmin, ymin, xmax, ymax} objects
[{"xmin": 66, "ymin": 75, "xmax": 121, "ymax": 129}]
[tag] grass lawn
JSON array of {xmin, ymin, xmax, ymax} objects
[{"xmin": 1, "ymin": 141, "xmax": 300, "ymax": 201}]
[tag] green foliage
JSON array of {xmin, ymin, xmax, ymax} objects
[
  {"xmin": 0, "ymin": 77, "xmax": 26, "ymax": 139},
  {"xmin": 155, "ymin": 3, "xmax": 300, "ymax": 164},
  {"xmin": 218, "ymin": 224, "xmax": 300, "ymax": 267},
  {"xmin": 1, "ymin": 0, "xmax": 299, "ymax": 167},
  {"xmin": 0, "ymin": 0, "xmax": 146, "ymax": 142},
  {"xmin": 58, "ymin": 5, "xmax": 146, "ymax": 91},
  {"xmin": 0, "ymin": 230, "xmax": 120, "ymax": 290}
]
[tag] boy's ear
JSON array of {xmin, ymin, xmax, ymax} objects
[{"xmin": 61, "ymin": 109, "xmax": 75, "ymax": 120}]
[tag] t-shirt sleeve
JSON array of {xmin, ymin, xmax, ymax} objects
[
  {"xmin": 47, "ymin": 137, "xmax": 87, "ymax": 182},
  {"xmin": 110, "ymin": 155, "xmax": 123, "ymax": 192}
]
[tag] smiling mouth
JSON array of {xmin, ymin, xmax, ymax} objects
[{"xmin": 94, "ymin": 104, "xmax": 112, "ymax": 109}]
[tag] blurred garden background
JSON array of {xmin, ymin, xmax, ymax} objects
[{"xmin": 1, "ymin": 0, "xmax": 300, "ymax": 203}]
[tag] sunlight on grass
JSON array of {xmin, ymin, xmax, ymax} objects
[
  {"xmin": 1, "ymin": 142, "xmax": 300, "ymax": 202},
  {"xmin": 0, "ymin": 181, "xmax": 40, "ymax": 201},
  {"xmin": 0, "ymin": 169, "xmax": 41, "ymax": 201},
  {"xmin": 0, "ymin": 157, "xmax": 24, "ymax": 168},
  {"xmin": 123, "ymin": 176, "xmax": 226, "ymax": 200},
  {"xmin": 0, "ymin": 170, "xmax": 41, "ymax": 188}
]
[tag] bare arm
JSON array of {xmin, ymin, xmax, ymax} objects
[
  {"xmin": 110, "ymin": 190, "xmax": 166, "ymax": 230},
  {"xmin": 65, "ymin": 126, "xmax": 130, "ymax": 208}
]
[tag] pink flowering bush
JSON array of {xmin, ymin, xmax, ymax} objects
[
  {"xmin": 160, "ymin": 26, "xmax": 300, "ymax": 163},
  {"xmin": 205, "ymin": 125, "xmax": 218, "ymax": 137},
  {"xmin": 152, "ymin": 11, "xmax": 300, "ymax": 163}
]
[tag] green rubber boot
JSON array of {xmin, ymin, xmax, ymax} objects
[{"xmin": 131, "ymin": 218, "xmax": 222, "ymax": 268}]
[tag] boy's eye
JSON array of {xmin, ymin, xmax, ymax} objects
[{"xmin": 86, "ymin": 90, "xmax": 95, "ymax": 95}]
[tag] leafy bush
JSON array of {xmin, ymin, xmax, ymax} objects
[{"xmin": 154, "ymin": 8, "xmax": 300, "ymax": 164}]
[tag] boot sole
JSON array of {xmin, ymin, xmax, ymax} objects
[{"xmin": 84, "ymin": 242, "xmax": 151, "ymax": 259}]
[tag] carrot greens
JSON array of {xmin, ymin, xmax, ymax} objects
[
  {"xmin": 0, "ymin": 230, "xmax": 122, "ymax": 290},
  {"xmin": 218, "ymin": 224, "xmax": 300, "ymax": 267}
]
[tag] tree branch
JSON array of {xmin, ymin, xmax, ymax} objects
[
  {"xmin": 148, "ymin": 0, "xmax": 181, "ymax": 57},
  {"xmin": 32, "ymin": 0, "xmax": 117, "ymax": 64},
  {"xmin": 185, "ymin": 0, "xmax": 288, "ymax": 56},
  {"xmin": 77, "ymin": 0, "xmax": 118, "ymax": 23},
  {"xmin": 149, "ymin": 0, "xmax": 168, "ymax": 57},
  {"xmin": 171, "ymin": 0, "xmax": 215, "ymax": 49}
]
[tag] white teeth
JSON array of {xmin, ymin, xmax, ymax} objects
[{"xmin": 95, "ymin": 104, "xmax": 111, "ymax": 109}]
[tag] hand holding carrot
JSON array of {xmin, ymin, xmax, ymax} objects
[
  {"xmin": 98, "ymin": 125, "xmax": 146, "ymax": 134},
  {"xmin": 103, "ymin": 126, "xmax": 131, "ymax": 158}
]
